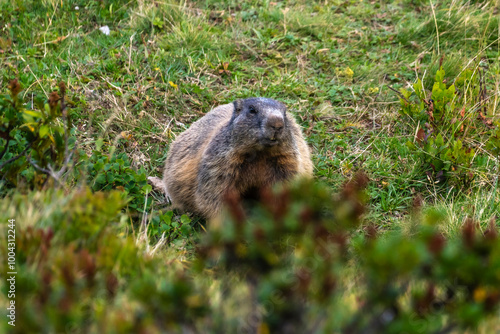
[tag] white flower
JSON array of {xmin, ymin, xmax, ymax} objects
[{"xmin": 99, "ymin": 26, "xmax": 110, "ymax": 36}]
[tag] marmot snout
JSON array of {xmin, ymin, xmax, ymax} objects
[{"xmin": 154, "ymin": 97, "xmax": 313, "ymax": 219}]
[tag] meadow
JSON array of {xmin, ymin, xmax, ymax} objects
[{"xmin": 1, "ymin": 0, "xmax": 500, "ymax": 332}]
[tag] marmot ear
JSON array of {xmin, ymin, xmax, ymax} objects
[
  {"xmin": 279, "ymin": 101, "xmax": 287, "ymax": 111},
  {"xmin": 233, "ymin": 99, "xmax": 243, "ymax": 114}
]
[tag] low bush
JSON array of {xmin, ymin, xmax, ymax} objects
[
  {"xmin": 86, "ymin": 149, "xmax": 152, "ymax": 213},
  {"xmin": 400, "ymin": 64, "xmax": 493, "ymax": 188},
  {"xmin": 0, "ymin": 80, "xmax": 75, "ymax": 191},
  {"xmin": 0, "ymin": 188, "xmax": 205, "ymax": 333},
  {"xmin": 3, "ymin": 176, "xmax": 499, "ymax": 333},
  {"xmin": 196, "ymin": 174, "xmax": 500, "ymax": 333}
]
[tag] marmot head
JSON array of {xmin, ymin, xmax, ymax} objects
[{"xmin": 230, "ymin": 97, "xmax": 291, "ymax": 151}]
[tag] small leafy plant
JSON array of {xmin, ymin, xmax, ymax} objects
[
  {"xmin": 0, "ymin": 80, "xmax": 75, "ymax": 191},
  {"xmin": 148, "ymin": 211, "xmax": 195, "ymax": 243},
  {"xmin": 86, "ymin": 149, "xmax": 152, "ymax": 213},
  {"xmin": 400, "ymin": 66, "xmax": 490, "ymax": 187}
]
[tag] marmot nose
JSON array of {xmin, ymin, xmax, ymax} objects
[{"xmin": 267, "ymin": 116, "xmax": 284, "ymax": 132}]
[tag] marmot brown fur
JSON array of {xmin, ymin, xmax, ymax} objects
[{"xmin": 151, "ymin": 97, "xmax": 313, "ymax": 219}]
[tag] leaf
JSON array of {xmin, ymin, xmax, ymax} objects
[
  {"xmin": 399, "ymin": 88, "xmax": 410, "ymax": 99},
  {"xmin": 413, "ymin": 78, "xmax": 425, "ymax": 101},
  {"xmin": 20, "ymin": 123, "xmax": 36, "ymax": 132},
  {"xmin": 94, "ymin": 161, "xmax": 104, "ymax": 171},
  {"xmin": 55, "ymin": 125, "xmax": 64, "ymax": 135},
  {"xmin": 0, "ymin": 37, "xmax": 12, "ymax": 50},
  {"xmin": 445, "ymin": 84, "xmax": 456, "ymax": 100},
  {"xmin": 24, "ymin": 110, "xmax": 43, "ymax": 118},
  {"xmin": 95, "ymin": 173, "xmax": 107, "ymax": 185},
  {"xmin": 160, "ymin": 211, "xmax": 173, "ymax": 225},
  {"xmin": 39, "ymin": 124, "xmax": 50, "ymax": 138},
  {"xmin": 181, "ymin": 214, "xmax": 191, "ymax": 224},
  {"xmin": 169, "ymin": 81, "xmax": 178, "ymax": 90},
  {"xmin": 406, "ymin": 140, "xmax": 416, "ymax": 149},
  {"xmin": 435, "ymin": 66, "xmax": 445, "ymax": 83},
  {"xmin": 416, "ymin": 128, "xmax": 425, "ymax": 143},
  {"xmin": 95, "ymin": 138, "xmax": 104, "ymax": 152},
  {"xmin": 141, "ymin": 184, "xmax": 152, "ymax": 194},
  {"xmin": 435, "ymin": 133, "xmax": 444, "ymax": 147},
  {"xmin": 344, "ymin": 67, "xmax": 354, "ymax": 78}
]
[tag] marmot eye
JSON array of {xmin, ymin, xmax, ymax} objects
[{"xmin": 248, "ymin": 106, "xmax": 258, "ymax": 114}]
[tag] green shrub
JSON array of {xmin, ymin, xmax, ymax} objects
[
  {"xmin": 0, "ymin": 81, "xmax": 153, "ymax": 217},
  {"xmin": 86, "ymin": 149, "xmax": 152, "ymax": 213},
  {"xmin": 0, "ymin": 188, "xmax": 205, "ymax": 334},
  {"xmin": 195, "ymin": 175, "xmax": 500, "ymax": 333},
  {"xmin": 148, "ymin": 210, "xmax": 198, "ymax": 246},
  {"xmin": 400, "ymin": 66, "xmax": 491, "ymax": 187},
  {"xmin": 0, "ymin": 80, "xmax": 75, "ymax": 191},
  {"xmin": 2, "ymin": 176, "xmax": 500, "ymax": 333}
]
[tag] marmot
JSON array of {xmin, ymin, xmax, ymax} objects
[{"xmin": 150, "ymin": 97, "xmax": 313, "ymax": 219}]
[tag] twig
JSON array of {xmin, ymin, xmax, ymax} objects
[
  {"xmin": 26, "ymin": 64, "xmax": 48, "ymax": 98},
  {"xmin": 430, "ymin": 0, "xmax": 440, "ymax": 55},
  {"xmin": 55, "ymin": 148, "xmax": 75, "ymax": 180},
  {"xmin": 15, "ymin": 82, "xmax": 74, "ymax": 187},
  {"xmin": 0, "ymin": 143, "xmax": 33, "ymax": 170},
  {"xmin": 101, "ymin": 77, "xmax": 123, "ymax": 93},
  {"xmin": 27, "ymin": 148, "xmax": 74, "ymax": 186},
  {"xmin": 387, "ymin": 86, "xmax": 410, "ymax": 104},
  {"xmin": 0, "ymin": 136, "xmax": 10, "ymax": 161},
  {"xmin": 26, "ymin": 157, "xmax": 52, "ymax": 176},
  {"xmin": 33, "ymin": 34, "xmax": 70, "ymax": 46},
  {"xmin": 481, "ymin": 67, "xmax": 487, "ymax": 116},
  {"xmin": 128, "ymin": 33, "xmax": 136, "ymax": 73}
]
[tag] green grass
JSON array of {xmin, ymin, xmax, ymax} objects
[{"xmin": 1, "ymin": 0, "xmax": 500, "ymax": 331}]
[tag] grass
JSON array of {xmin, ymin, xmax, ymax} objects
[{"xmin": 1, "ymin": 0, "xmax": 500, "ymax": 331}]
